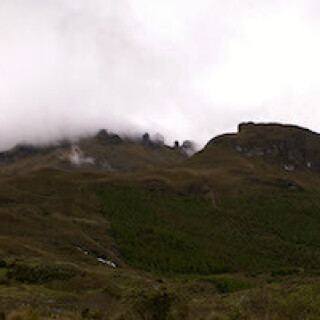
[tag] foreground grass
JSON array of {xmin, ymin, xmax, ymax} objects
[
  {"xmin": 218, "ymin": 282, "xmax": 320, "ymax": 320},
  {"xmin": 3, "ymin": 279, "xmax": 320, "ymax": 320},
  {"xmin": 2, "ymin": 181, "xmax": 320, "ymax": 319}
]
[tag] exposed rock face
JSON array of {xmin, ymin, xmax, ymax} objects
[
  {"xmin": 181, "ymin": 140, "xmax": 196, "ymax": 156},
  {"xmin": 141, "ymin": 132, "xmax": 167, "ymax": 149},
  {"xmin": 210, "ymin": 122, "xmax": 320, "ymax": 171},
  {"xmin": 141, "ymin": 132, "xmax": 155, "ymax": 148},
  {"xmin": 238, "ymin": 121, "xmax": 255, "ymax": 132},
  {"xmin": 96, "ymin": 130, "xmax": 122, "ymax": 145}
]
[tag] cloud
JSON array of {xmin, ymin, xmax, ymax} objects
[{"xmin": 0, "ymin": 0, "xmax": 319, "ymax": 151}]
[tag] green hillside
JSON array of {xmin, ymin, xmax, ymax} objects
[
  {"xmin": 1, "ymin": 123, "xmax": 320, "ymax": 319},
  {"xmin": 99, "ymin": 184, "xmax": 320, "ymax": 275}
]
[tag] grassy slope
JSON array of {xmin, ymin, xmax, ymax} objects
[
  {"xmin": 1, "ymin": 124, "xmax": 320, "ymax": 318},
  {"xmin": 0, "ymin": 136, "xmax": 186, "ymax": 175},
  {"xmin": 98, "ymin": 184, "xmax": 320, "ymax": 275},
  {"xmin": 1, "ymin": 170, "xmax": 320, "ymax": 319},
  {"xmin": 79, "ymin": 137, "xmax": 186, "ymax": 171}
]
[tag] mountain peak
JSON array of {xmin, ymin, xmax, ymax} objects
[{"xmin": 201, "ymin": 122, "xmax": 320, "ymax": 173}]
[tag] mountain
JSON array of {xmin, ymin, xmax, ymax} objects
[
  {"xmin": 1, "ymin": 122, "xmax": 320, "ymax": 320},
  {"xmin": 0, "ymin": 129, "xmax": 188, "ymax": 174},
  {"xmin": 198, "ymin": 122, "xmax": 320, "ymax": 171},
  {"xmin": 181, "ymin": 122, "xmax": 320, "ymax": 196}
]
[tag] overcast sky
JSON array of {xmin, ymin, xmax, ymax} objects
[{"xmin": 1, "ymin": 0, "xmax": 320, "ymax": 151}]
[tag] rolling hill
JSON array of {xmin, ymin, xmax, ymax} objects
[{"xmin": 1, "ymin": 122, "xmax": 320, "ymax": 319}]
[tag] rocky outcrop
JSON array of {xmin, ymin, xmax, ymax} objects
[
  {"xmin": 96, "ymin": 129, "xmax": 122, "ymax": 145},
  {"xmin": 210, "ymin": 122, "xmax": 320, "ymax": 171},
  {"xmin": 181, "ymin": 140, "xmax": 196, "ymax": 156},
  {"xmin": 0, "ymin": 129, "xmax": 186, "ymax": 174},
  {"xmin": 238, "ymin": 121, "xmax": 256, "ymax": 132}
]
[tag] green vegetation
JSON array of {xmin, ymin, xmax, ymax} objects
[
  {"xmin": 99, "ymin": 185, "xmax": 320, "ymax": 275},
  {"xmin": 220, "ymin": 283, "xmax": 320, "ymax": 320},
  {"xmin": 271, "ymin": 267, "xmax": 301, "ymax": 277},
  {"xmin": 3, "ymin": 123, "xmax": 320, "ymax": 318},
  {"xmin": 202, "ymin": 276, "xmax": 255, "ymax": 293},
  {"xmin": 7, "ymin": 264, "xmax": 78, "ymax": 284},
  {"xmin": 98, "ymin": 185, "xmax": 230, "ymax": 275},
  {"xmin": 132, "ymin": 288, "xmax": 179, "ymax": 320},
  {"xmin": 1, "ymin": 179, "xmax": 320, "ymax": 318}
]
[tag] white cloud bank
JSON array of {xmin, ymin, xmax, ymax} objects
[{"xmin": 0, "ymin": 0, "xmax": 320, "ymax": 151}]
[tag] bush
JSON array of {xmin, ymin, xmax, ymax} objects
[
  {"xmin": 204, "ymin": 277, "xmax": 254, "ymax": 293},
  {"xmin": 7, "ymin": 264, "xmax": 78, "ymax": 284},
  {"xmin": 134, "ymin": 289, "xmax": 177, "ymax": 320},
  {"xmin": 271, "ymin": 267, "xmax": 300, "ymax": 277},
  {"xmin": 222, "ymin": 285, "xmax": 320, "ymax": 320}
]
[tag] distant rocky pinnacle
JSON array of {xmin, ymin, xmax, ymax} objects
[
  {"xmin": 0, "ymin": 129, "xmax": 193, "ymax": 173},
  {"xmin": 96, "ymin": 129, "xmax": 123, "ymax": 145}
]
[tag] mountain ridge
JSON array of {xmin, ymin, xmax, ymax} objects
[
  {"xmin": 2, "ymin": 121, "xmax": 320, "ymax": 173},
  {"xmin": 0, "ymin": 129, "xmax": 193, "ymax": 174}
]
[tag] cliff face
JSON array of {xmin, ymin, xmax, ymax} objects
[{"xmin": 208, "ymin": 122, "xmax": 320, "ymax": 172}]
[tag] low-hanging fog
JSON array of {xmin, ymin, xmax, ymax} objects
[{"xmin": 1, "ymin": 0, "xmax": 320, "ymax": 151}]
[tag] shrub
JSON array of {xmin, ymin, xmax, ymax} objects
[
  {"xmin": 7, "ymin": 264, "xmax": 78, "ymax": 284},
  {"xmin": 271, "ymin": 267, "xmax": 300, "ymax": 277},
  {"xmin": 204, "ymin": 277, "xmax": 254, "ymax": 293}
]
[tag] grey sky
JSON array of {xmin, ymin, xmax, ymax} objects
[{"xmin": 1, "ymin": 0, "xmax": 320, "ymax": 151}]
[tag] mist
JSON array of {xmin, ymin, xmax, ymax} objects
[{"xmin": 1, "ymin": 0, "xmax": 320, "ymax": 151}]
